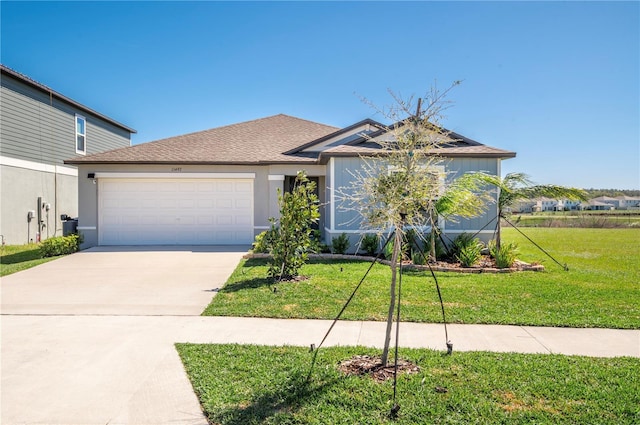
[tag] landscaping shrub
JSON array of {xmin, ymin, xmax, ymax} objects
[
  {"xmin": 456, "ymin": 240, "xmax": 483, "ymax": 267},
  {"xmin": 424, "ymin": 232, "xmax": 446, "ymax": 260},
  {"xmin": 411, "ymin": 250, "xmax": 427, "ymax": 265},
  {"xmin": 39, "ymin": 234, "xmax": 80, "ymax": 258},
  {"xmin": 451, "ymin": 233, "xmax": 475, "ymax": 258},
  {"xmin": 451, "ymin": 233, "xmax": 484, "ymax": 267},
  {"xmin": 360, "ymin": 234, "xmax": 379, "ymax": 256},
  {"xmin": 331, "ymin": 233, "xmax": 350, "ymax": 254},
  {"xmin": 489, "ymin": 240, "xmax": 518, "ymax": 268},
  {"xmin": 251, "ymin": 230, "xmax": 272, "ymax": 253},
  {"xmin": 268, "ymin": 171, "xmax": 319, "ymax": 280}
]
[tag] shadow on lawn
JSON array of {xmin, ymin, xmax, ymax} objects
[
  {"xmin": 208, "ymin": 370, "xmax": 338, "ymax": 425},
  {"xmin": 0, "ymin": 248, "xmax": 41, "ymax": 264},
  {"xmin": 220, "ymin": 277, "xmax": 274, "ymax": 293}
]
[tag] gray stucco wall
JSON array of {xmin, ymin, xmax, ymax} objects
[
  {"xmin": 76, "ymin": 164, "xmax": 327, "ymax": 248},
  {"xmin": 0, "ymin": 165, "xmax": 77, "ymax": 244}
]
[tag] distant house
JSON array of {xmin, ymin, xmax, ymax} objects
[
  {"xmin": 66, "ymin": 114, "xmax": 516, "ymax": 250},
  {"xmin": 614, "ymin": 195, "xmax": 640, "ymax": 210},
  {"xmin": 583, "ymin": 200, "xmax": 615, "ymax": 211},
  {"xmin": 512, "ymin": 197, "xmax": 582, "ymax": 213},
  {"xmin": 0, "ymin": 65, "xmax": 135, "ymax": 244},
  {"xmin": 591, "ymin": 196, "xmax": 620, "ymax": 209}
]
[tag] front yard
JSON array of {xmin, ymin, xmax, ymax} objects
[
  {"xmin": 177, "ymin": 344, "xmax": 639, "ymax": 425},
  {"xmin": 203, "ymin": 228, "xmax": 640, "ymax": 329}
]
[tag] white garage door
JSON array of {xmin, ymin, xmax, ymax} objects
[{"xmin": 98, "ymin": 178, "xmax": 254, "ymax": 245}]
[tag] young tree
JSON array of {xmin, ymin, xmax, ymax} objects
[
  {"xmin": 268, "ymin": 171, "xmax": 320, "ymax": 280},
  {"xmin": 339, "ymin": 82, "xmax": 493, "ymax": 365},
  {"xmin": 493, "ymin": 173, "xmax": 587, "ymax": 249}
]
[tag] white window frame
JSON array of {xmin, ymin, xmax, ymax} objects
[{"xmin": 75, "ymin": 114, "xmax": 86, "ymax": 155}]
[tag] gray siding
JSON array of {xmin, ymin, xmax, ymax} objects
[
  {"xmin": 330, "ymin": 156, "xmax": 502, "ymax": 249},
  {"xmin": 332, "ymin": 157, "xmax": 368, "ymax": 230},
  {"xmin": 0, "ymin": 74, "xmax": 131, "ymax": 165},
  {"xmin": 442, "ymin": 158, "xmax": 499, "ymax": 235}
]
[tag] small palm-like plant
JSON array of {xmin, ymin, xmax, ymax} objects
[
  {"xmin": 489, "ymin": 240, "xmax": 518, "ymax": 269},
  {"xmin": 453, "ymin": 233, "xmax": 483, "ymax": 267}
]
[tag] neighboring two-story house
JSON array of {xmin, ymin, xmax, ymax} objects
[{"xmin": 0, "ymin": 65, "xmax": 135, "ymax": 244}]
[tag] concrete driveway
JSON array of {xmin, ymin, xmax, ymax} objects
[
  {"xmin": 1, "ymin": 246, "xmax": 247, "ymax": 425},
  {"xmin": 1, "ymin": 246, "xmax": 246, "ymax": 316}
]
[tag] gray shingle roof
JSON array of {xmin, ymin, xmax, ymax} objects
[
  {"xmin": 65, "ymin": 113, "xmax": 515, "ymax": 165},
  {"xmin": 66, "ymin": 114, "xmax": 339, "ymax": 165}
]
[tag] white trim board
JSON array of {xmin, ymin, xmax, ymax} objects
[
  {"xmin": 0, "ymin": 155, "xmax": 78, "ymax": 176},
  {"xmin": 93, "ymin": 172, "xmax": 256, "ymax": 179}
]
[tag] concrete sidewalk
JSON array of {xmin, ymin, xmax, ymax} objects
[{"xmin": 2, "ymin": 314, "xmax": 638, "ymax": 424}]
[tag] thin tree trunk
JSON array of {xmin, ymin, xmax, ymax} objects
[
  {"xmin": 429, "ymin": 211, "xmax": 437, "ymax": 262},
  {"xmin": 496, "ymin": 208, "xmax": 502, "ymax": 251},
  {"xmin": 381, "ymin": 229, "xmax": 402, "ymax": 366}
]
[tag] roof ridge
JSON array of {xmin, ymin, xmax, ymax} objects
[
  {"xmin": 144, "ymin": 114, "xmax": 338, "ymax": 144},
  {"xmin": 1, "ymin": 64, "xmax": 136, "ymax": 133}
]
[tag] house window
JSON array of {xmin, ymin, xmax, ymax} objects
[{"xmin": 75, "ymin": 114, "xmax": 86, "ymax": 154}]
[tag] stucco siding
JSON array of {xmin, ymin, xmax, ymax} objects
[
  {"xmin": 76, "ymin": 164, "xmax": 274, "ymax": 248},
  {"xmin": 0, "ymin": 165, "xmax": 77, "ymax": 244}
]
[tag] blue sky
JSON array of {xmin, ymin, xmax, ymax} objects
[{"xmin": 2, "ymin": 1, "xmax": 638, "ymax": 189}]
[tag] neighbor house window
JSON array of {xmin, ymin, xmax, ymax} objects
[{"xmin": 75, "ymin": 114, "xmax": 86, "ymax": 154}]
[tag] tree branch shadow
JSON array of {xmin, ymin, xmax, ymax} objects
[
  {"xmin": 206, "ymin": 369, "xmax": 338, "ymax": 424},
  {"xmin": 219, "ymin": 277, "xmax": 275, "ymax": 293}
]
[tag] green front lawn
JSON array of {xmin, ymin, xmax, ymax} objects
[
  {"xmin": 177, "ymin": 344, "xmax": 640, "ymax": 425},
  {"xmin": 0, "ymin": 244, "xmax": 59, "ymax": 277},
  {"xmin": 203, "ymin": 228, "xmax": 640, "ymax": 329}
]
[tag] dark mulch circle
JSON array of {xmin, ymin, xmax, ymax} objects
[{"xmin": 338, "ymin": 355, "xmax": 420, "ymax": 382}]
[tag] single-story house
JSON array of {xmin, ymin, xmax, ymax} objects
[{"xmin": 65, "ymin": 114, "xmax": 515, "ymax": 250}]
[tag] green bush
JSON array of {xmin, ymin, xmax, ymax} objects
[
  {"xmin": 39, "ymin": 234, "xmax": 80, "ymax": 258},
  {"xmin": 411, "ymin": 250, "xmax": 427, "ymax": 265},
  {"xmin": 331, "ymin": 233, "xmax": 350, "ymax": 254},
  {"xmin": 452, "ymin": 233, "xmax": 484, "ymax": 267},
  {"xmin": 251, "ymin": 230, "xmax": 273, "ymax": 253},
  {"xmin": 268, "ymin": 171, "xmax": 320, "ymax": 280},
  {"xmin": 360, "ymin": 234, "xmax": 379, "ymax": 256},
  {"xmin": 489, "ymin": 240, "xmax": 519, "ymax": 268},
  {"xmin": 456, "ymin": 240, "xmax": 483, "ymax": 267},
  {"xmin": 424, "ymin": 232, "xmax": 446, "ymax": 260},
  {"xmin": 451, "ymin": 233, "xmax": 475, "ymax": 258}
]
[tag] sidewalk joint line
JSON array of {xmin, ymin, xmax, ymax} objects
[{"xmin": 520, "ymin": 326, "xmax": 553, "ymax": 354}]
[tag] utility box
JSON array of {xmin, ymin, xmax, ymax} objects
[{"xmin": 62, "ymin": 217, "xmax": 78, "ymax": 236}]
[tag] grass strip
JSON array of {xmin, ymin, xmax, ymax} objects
[
  {"xmin": 0, "ymin": 244, "xmax": 59, "ymax": 277},
  {"xmin": 177, "ymin": 344, "xmax": 640, "ymax": 425}
]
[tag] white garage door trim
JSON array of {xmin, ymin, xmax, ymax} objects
[
  {"xmin": 98, "ymin": 173, "xmax": 254, "ymax": 246},
  {"xmin": 95, "ymin": 172, "xmax": 255, "ymax": 179}
]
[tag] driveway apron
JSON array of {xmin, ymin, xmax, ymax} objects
[{"xmin": 1, "ymin": 246, "xmax": 247, "ymax": 425}]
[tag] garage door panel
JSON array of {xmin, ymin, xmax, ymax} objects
[{"xmin": 99, "ymin": 178, "xmax": 253, "ymax": 245}]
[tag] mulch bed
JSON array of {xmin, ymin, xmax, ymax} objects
[
  {"xmin": 247, "ymin": 253, "xmax": 545, "ymax": 273},
  {"xmin": 338, "ymin": 355, "xmax": 420, "ymax": 382}
]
